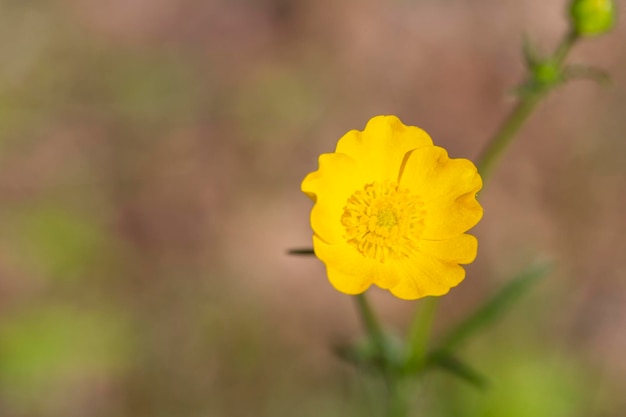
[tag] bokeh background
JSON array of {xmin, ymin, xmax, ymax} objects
[{"xmin": 0, "ymin": 0, "xmax": 625, "ymax": 416}]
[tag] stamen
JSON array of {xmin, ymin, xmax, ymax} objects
[{"xmin": 341, "ymin": 182, "xmax": 425, "ymax": 262}]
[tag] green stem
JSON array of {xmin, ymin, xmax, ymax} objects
[
  {"xmin": 354, "ymin": 293, "xmax": 387, "ymax": 357},
  {"xmin": 406, "ymin": 297, "xmax": 439, "ymax": 373},
  {"xmin": 476, "ymin": 31, "xmax": 578, "ymax": 181},
  {"xmin": 355, "ymin": 293, "xmax": 409, "ymax": 417},
  {"xmin": 554, "ymin": 31, "xmax": 578, "ymax": 66},
  {"xmin": 476, "ymin": 93, "xmax": 542, "ymax": 180}
]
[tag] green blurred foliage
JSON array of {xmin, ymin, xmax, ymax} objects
[
  {"xmin": 0, "ymin": 304, "xmax": 133, "ymax": 414},
  {"xmin": 229, "ymin": 66, "xmax": 324, "ymax": 142},
  {"xmin": 435, "ymin": 350, "xmax": 591, "ymax": 417},
  {"xmin": 103, "ymin": 53, "xmax": 202, "ymax": 126},
  {"xmin": 3, "ymin": 205, "xmax": 111, "ymax": 281}
]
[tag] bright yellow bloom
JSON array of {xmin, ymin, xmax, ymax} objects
[{"xmin": 301, "ymin": 115, "xmax": 483, "ymax": 300}]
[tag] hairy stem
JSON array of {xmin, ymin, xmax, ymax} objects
[{"xmin": 476, "ymin": 31, "xmax": 578, "ymax": 181}]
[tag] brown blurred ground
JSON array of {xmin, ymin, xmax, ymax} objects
[{"xmin": 0, "ymin": 1, "xmax": 625, "ymax": 416}]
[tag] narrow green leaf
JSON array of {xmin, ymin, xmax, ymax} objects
[
  {"xmin": 438, "ymin": 262, "xmax": 551, "ymax": 352},
  {"xmin": 563, "ymin": 65, "xmax": 611, "ymax": 86},
  {"xmin": 333, "ymin": 341, "xmax": 379, "ymax": 367},
  {"xmin": 428, "ymin": 351, "xmax": 488, "ymax": 389},
  {"xmin": 333, "ymin": 333, "xmax": 403, "ymax": 372},
  {"xmin": 522, "ymin": 34, "xmax": 541, "ymax": 67},
  {"xmin": 287, "ymin": 248, "xmax": 315, "ymax": 255}
]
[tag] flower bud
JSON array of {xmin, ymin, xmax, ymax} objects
[
  {"xmin": 569, "ymin": 0, "xmax": 616, "ymax": 36},
  {"xmin": 533, "ymin": 60, "xmax": 561, "ymax": 86}
]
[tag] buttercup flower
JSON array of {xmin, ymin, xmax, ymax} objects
[{"xmin": 302, "ymin": 115, "xmax": 483, "ymax": 300}]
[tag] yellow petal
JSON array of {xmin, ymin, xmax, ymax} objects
[
  {"xmin": 370, "ymin": 260, "xmax": 411, "ymax": 290},
  {"xmin": 421, "ymin": 191, "xmax": 483, "ymax": 240},
  {"xmin": 326, "ymin": 266, "xmax": 373, "ymax": 295},
  {"xmin": 313, "ymin": 236, "xmax": 402, "ymax": 293},
  {"xmin": 389, "ymin": 254, "xmax": 466, "ymax": 300},
  {"xmin": 302, "ymin": 153, "xmax": 362, "ymax": 244},
  {"xmin": 335, "ymin": 115, "xmax": 433, "ymax": 184},
  {"xmin": 417, "ymin": 234, "xmax": 478, "ymax": 264},
  {"xmin": 399, "ymin": 145, "xmax": 482, "ymax": 202},
  {"xmin": 399, "ymin": 146, "xmax": 482, "ymax": 239},
  {"xmin": 313, "ymin": 236, "xmax": 373, "ymax": 293}
]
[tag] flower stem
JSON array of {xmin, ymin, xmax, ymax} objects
[
  {"xmin": 476, "ymin": 94, "xmax": 542, "ymax": 180},
  {"xmin": 355, "ymin": 293, "xmax": 387, "ymax": 356},
  {"xmin": 355, "ymin": 293, "xmax": 409, "ymax": 417},
  {"xmin": 406, "ymin": 297, "xmax": 439, "ymax": 372},
  {"xmin": 476, "ymin": 31, "xmax": 578, "ymax": 181},
  {"xmin": 554, "ymin": 31, "xmax": 578, "ymax": 66}
]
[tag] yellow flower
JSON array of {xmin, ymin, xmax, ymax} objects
[{"xmin": 301, "ymin": 115, "xmax": 483, "ymax": 300}]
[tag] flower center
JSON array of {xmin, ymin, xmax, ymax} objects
[{"xmin": 341, "ymin": 182, "xmax": 425, "ymax": 262}]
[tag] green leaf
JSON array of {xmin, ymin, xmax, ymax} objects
[
  {"xmin": 563, "ymin": 65, "xmax": 611, "ymax": 86},
  {"xmin": 333, "ymin": 338, "xmax": 382, "ymax": 368},
  {"xmin": 428, "ymin": 351, "xmax": 488, "ymax": 389},
  {"xmin": 287, "ymin": 247, "xmax": 315, "ymax": 255},
  {"xmin": 522, "ymin": 35, "xmax": 541, "ymax": 68},
  {"xmin": 333, "ymin": 331, "xmax": 407, "ymax": 373},
  {"xmin": 437, "ymin": 262, "xmax": 551, "ymax": 353}
]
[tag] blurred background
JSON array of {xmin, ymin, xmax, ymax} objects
[{"xmin": 0, "ymin": 0, "xmax": 624, "ymax": 416}]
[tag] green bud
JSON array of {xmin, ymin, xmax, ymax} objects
[
  {"xmin": 569, "ymin": 0, "xmax": 616, "ymax": 36},
  {"xmin": 533, "ymin": 60, "xmax": 561, "ymax": 85}
]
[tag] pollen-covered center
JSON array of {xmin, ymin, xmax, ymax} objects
[{"xmin": 341, "ymin": 181, "xmax": 425, "ymax": 262}]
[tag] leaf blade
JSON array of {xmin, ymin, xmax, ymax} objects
[{"xmin": 438, "ymin": 262, "xmax": 551, "ymax": 352}]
